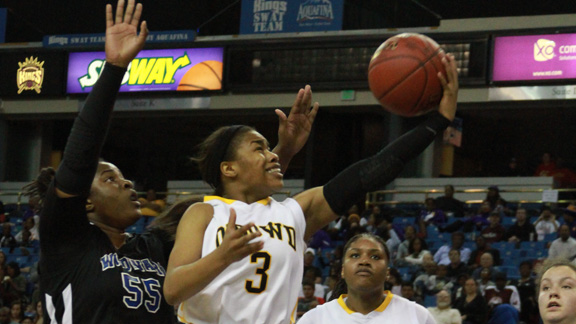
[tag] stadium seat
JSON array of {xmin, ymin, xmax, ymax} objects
[
  {"xmin": 392, "ymin": 216, "xmax": 416, "ymax": 226},
  {"xmin": 543, "ymin": 233, "xmax": 557, "ymax": 242},
  {"xmin": 519, "ymin": 241, "xmax": 547, "ymax": 251},
  {"xmin": 490, "ymin": 241, "xmax": 516, "ymax": 252},
  {"xmin": 501, "ymin": 217, "xmax": 516, "ymax": 226},
  {"xmin": 424, "ymin": 295, "xmax": 436, "ymax": 307}
]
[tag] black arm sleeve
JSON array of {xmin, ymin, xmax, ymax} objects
[
  {"xmin": 55, "ymin": 63, "xmax": 127, "ymax": 195},
  {"xmin": 323, "ymin": 112, "xmax": 451, "ymax": 215}
]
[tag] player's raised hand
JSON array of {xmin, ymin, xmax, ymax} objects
[
  {"xmin": 105, "ymin": 0, "xmax": 148, "ymax": 68},
  {"xmin": 218, "ymin": 208, "xmax": 263, "ymax": 265},
  {"xmin": 437, "ymin": 53, "xmax": 458, "ymax": 121}
]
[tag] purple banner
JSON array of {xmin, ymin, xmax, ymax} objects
[
  {"xmin": 67, "ymin": 48, "xmax": 223, "ymax": 93},
  {"xmin": 493, "ymin": 33, "xmax": 576, "ymax": 82}
]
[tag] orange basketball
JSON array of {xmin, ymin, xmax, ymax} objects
[
  {"xmin": 177, "ymin": 60, "xmax": 223, "ymax": 91},
  {"xmin": 368, "ymin": 33, "xmax": 446, "ymax": 117}
]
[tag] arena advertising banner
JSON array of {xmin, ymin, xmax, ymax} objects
[
  {"xmin": 0, "ymin": 8, "xmax": 6, "ymax": 43},
  {"xmin": 0, "ymin": 51, "xmax": 66, "ymax": 96},
  {"xmin": 240, "ymin": 0, "xmax": 343, "ymax": 34},
  {"xmin": 44, "ymin": 30, "xmax": 196, "ymax": 47},
  {"xmin": 492, "ymin": 33, "xmax": 576, "ymax": 82},
  {"xmin": 67, "ymin": 47, "xmax": 223, "ymax": 93}
]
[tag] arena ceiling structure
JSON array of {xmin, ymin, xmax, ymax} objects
[{"xmin": 1, "ymin": 0, "xmax": 576, "ymax": 43}]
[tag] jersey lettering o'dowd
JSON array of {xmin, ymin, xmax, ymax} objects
[{"xmin": 178, "ymin": 196, "xmax": 306, "ymax": 324}]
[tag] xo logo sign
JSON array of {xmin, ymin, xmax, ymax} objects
[{"xmin": 534, "ymin": 39, "xmax": 556, "ymax": 62}]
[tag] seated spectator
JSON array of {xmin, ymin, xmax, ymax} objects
[
  {"xmin": 446, "ymin": 249, "xmax": 468, "ymax": 282},
  {"xmin": 533, "ymin": 206, "xmax": 560, "ymax": 241},
  {"xmin": 427, "ymin": 289, "xmax": 462, "ymax": 324},
  {"xmin": 534, "ymin": 152, "xmax": 556, "ymax": 177},
  {"xmin": 477, "ymin": 268, "xmax": 495, "ymax": 296},
  {"xmin": 453, "ymin": 278, "xmax": 488, "ymax": 324},
  {"xmin": 560, "ymin": 203, "xmax": 576, "ymax": 237},
  {"xmin": 8, "ymin": 300, "xmax": 23, "ymax": 324},
  {"xmin": 472, "ymin": 252, "xmax": 496, "ymax": 280},
  {"xmin": 299, "ymin": 268, "xmax": 326, "ymax": 300},
  {"xmin": 419, "ymin": 198, "xmax": 447, "ymax": 227},
  {"xmin": 435, "ymin": 185, "xmax": 467, "ymax": 218},
  {"xmin": 307, "ymin": 225, "xmax": 333, "ymax": 250},
  {"xmin": 480, "ymin": 211, "xmax": 506, "ymax": 244},
  {"xmin": 504, "ymin": 208, "xmax": 537, "ymax": 243},
  {"xmin": 451, "ymin": 273, "xmax": 470, "ymax": 301},
  {"xmin": 15, "ymin": 216, "xmax": 39, "ymax": 246},
  {"xmin": 404, "ymin": 237, "xmax": 430, "ymax": 267},
  {"xmin": 296, "ymin": 280, "xmax": 324, "ymax": 320},
  {"xmin": 484, "ymin": 272, "xmax": 521, "ymax": 313},
  {"xmin": 0, "ymin": 306, "xmax": 8, "ymax": 324},
  {"xmin": 361, "ymin": 204, "xmax": 389, "ymax": 228},
  {"xmin": 484, "ymin": 186, "xmax": 507, "ymax": 212},
  {"xmin": 0, "ymin": 224, "xmax": 17, "ymax": 252},
  {"xmin": 401, "ymin": 281, "xmax": 423, "ymax": 305},
  {"xmin": 395, "ymin": 225, "xmax": 417, "ymax": 267},
  {"xmin": 137, "ymin": 189, "xmax": 166, "ymax": 217},
  {"xmin": 414, "ymin": 259, "xmax": 438, "ymax": 297},
  {"xmin": 385, "ymin": 268, "xmax": 403, "ymax": 296},
  {"xmin": 510, "ymin": 261, "xmax": 538, "ymax": 324},
  {"xmin": 375, "ymin": 219, "xmax": 401, "ymax": 257},
  {"xmin": 441, "ymin": 202, "xmax": 490, "ymax": 233},
  {"xmin": 468, "ymin": 236, "xmax": 501, "ymax": 271},
  {"xmin": 434, "ymin": 232, "xmax": 471, "ymax": 266},
  {"xmin": 500, "ymin": 157, "xmax": 526, "ymax": 177},
  {"xmin": 548, "ymin": 224, "xmax": 576, "ymax": 260},
  {"xmin": 3, "ymin": 262, "xmax": 26, "ymax": 306},
  {"xmin": 303, "ymin": 248, "xmax": 322, "ymax": 284}
]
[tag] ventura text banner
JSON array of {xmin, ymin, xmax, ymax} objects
[
  {"xmin": 67, "ymin": 48, "xmax": 223, "ymax": 93},
  {"xmin": 240, "ymin": 0, "xmax": 343, "ymax": 34}
]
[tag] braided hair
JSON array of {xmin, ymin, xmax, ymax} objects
[
  {"xmin": 21, "ymin": 167, "xmax": 56, "ymax": 214},
  {"xmin": 329, "ymin": 233, "xmax": 390, "ymax": 301}
]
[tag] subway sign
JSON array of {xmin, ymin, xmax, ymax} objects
[{"xmin": 67, "ymin": 47, "xmax": 224, "ymax": 93}]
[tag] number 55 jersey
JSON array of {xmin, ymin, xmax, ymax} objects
[{"xmin": 177, "ymin": 196, "xmax": 306, "ymax": 324}]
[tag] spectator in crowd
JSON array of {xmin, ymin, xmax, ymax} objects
[
  {"xmin": 0, "ymin": 307, "xmax": 8, "ymax": 324},
  {"xmin": 138, "ymin": 189, "xmax": 167, "ymax": 217},
  {"xmin": 441, "ymin": 202, "xmax": 490, "ymax": 233},
  {"xmin": 307, "ymin": 225, "xmax": 333, "ymax": 250},
  {"xmin": 21, "ymin": 316, "xmax": 33, "ymax": 324},
  {"xmin": 560, "ymin": 203, "xmax": 576, "ymax": 237},
  {"xmin": 419, "ymin": 198, "xmax": 447, "ymax": 227},
  {"xmin": 385, "ymin": 268, "xmax": 403, "ymax": 296},
  {"xmin": 0, "ymin": 224, "xmax": 17, "ymax": 252},
  {"xmin": 552, "ymin": 157, "xmax": 576, "ymax": 188},
  {"xmin": 480, "ymin": 211, "xmax": 506, "ymax": 244},
  {"xmin": 15, "ymin": 217, "xmax": 39, "ymax": 246},
  {"xmin": 446, "ymin": 249, "xmax": 468, "ymax": 282},
  {"xmin": 300, "ymin": 268, "xmax": 326, "ymax": 300},
  {"xmin": 453, "ymin": 278, "xmax": 488, "ymax": 324},
  {"xmin": 534, "ymin": 152, "xmax": 556, "ymax": 177},
  {"xmin": 484, "ymin": 272, "xmax": 521, "ymax": 313},
  {"xmin": 3, "ymin": 263, "xmax": 26, "ymax": 306},
  {"xmin": 303, "ymin": 248, "xmax": 323, "ymax": 284},
  {"xmin": 478, "ymin": 268, "xmax": 495, "ymax": 296},
  {"xmin": 8, "ymin": 300, "xmax": 23, "ymax": 324},
  {"xmin": 451, "ymin": 273, "xmax": 470, "ymax": 301},
  {"xmin": 435, "ymin": 185, "xmax": 467, "ymax": 218},
  {"xmin": 414, "ymin": 259, "xmax": 439, "ymax": 297},
  {"xmin": 504, "ymin": 208, "xmax": 537, "ymax": 243},
  {"xmin": 510, "ymin": 261, "xmax": 538, "ymax": 324},
  {"xmin": 501, "ymin": 157, "xmax": 525, "ymax": 177},
  {"xmin": 361, "ymin": 204, "xmax": 388, "ymax": 228},
  {"xmin": 375, "ymin": 219, "xmax": 401, "ymax": 258},
  {"xmin": 468, "ymin": 236, "xmax": 501, "ymax": 271},
  {"xmin": 33, "ymin": 301, "xmax": 43, "ymax": 324},
  {"xmin": 401, "ymin": 281, "xmax": 423, "ymax": 305},
  {"xmin": 548, "ymin": 224, "xmax": 576, "ymax": 260},
  {"xmin": 296, "ymin": 280, "xmax": 325, "ymax": 320},
  {"xmin": 536, "ymin": 258, "xmax": 576, "ymax": 324},
  {"xmin": 533, "ymin": 206, "xmax": 560, "ymax": 241},
  {"xmin": 472, "ymin": 252, "xmax": 496, "ymax": 280},
  {"xmin": 434, "ymin": 232, "xmax": 471, "ymax": 266},
  {"xmin": 404, "ymin": 237, "xmax": 430, "ymax": 267},
  {"xmin": 483, "ymin": 186, "xmax": 507, "ymax": 212},
  {"xmin": 395, "ymin": 225, "xmax": 417, "ymax": 267},
  {"xmin": 427, "ymin": 289, "xmax": 462, "ymax": 324}
]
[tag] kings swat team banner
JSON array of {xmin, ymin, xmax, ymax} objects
[
  {"xmin": 67, "ymin": 47, "xmax": 224, "ymax": 93},
  {"xmin": 240, "ymin": 0, "xmax": 343, "ymax": 34},
  {"xmin": 492, "ymin": 33, "xmax": 576, "ymax": 83}
]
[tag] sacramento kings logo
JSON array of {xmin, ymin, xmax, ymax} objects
[
  {"xmin": 296, "ymin": 0, "xmax": 334, "ymax": 23},
  {"xmin": 17, "ymin": 56, "xmax": 45, "ymax": 94}
]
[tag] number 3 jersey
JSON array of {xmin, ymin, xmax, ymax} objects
[
  {"xmin": 39, "ymin": 183, "xmax": 176, "ymax": 324},
  {"xmin": 177, "ymin": 196, "xmax": 307, "ymax": 324}
]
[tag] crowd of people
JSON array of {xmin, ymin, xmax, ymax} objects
[{"xmin": 296, "ymin": 184, "xmax": 576, "ymax": 324}]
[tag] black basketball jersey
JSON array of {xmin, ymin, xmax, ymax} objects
[{"xmin": 39, "ymin": 183, "xmax": 176, "ymax": 323}]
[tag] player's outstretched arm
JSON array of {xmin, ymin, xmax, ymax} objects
[
  {"xmin": 273, "ymin": 85, "xmax": 320, "ymax": 174},
  {"xmin": 297, "ymin": 68, "xmax": 459, "ymax": 240},
  {"xmin": 164, "ymin": 205, "xmax": 263, "ymax": 305},
  {"xmin": 55, "ymin": 0, "xmax": 147, "ymax": 198}
]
